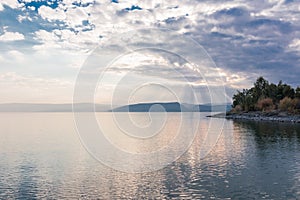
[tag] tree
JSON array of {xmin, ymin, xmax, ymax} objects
[
  {"xmin": 277, "ymin": 81, "xmax": 295, "ymax": 101},
  {"xmin": 231, "ymin": 76, "xmax": 299, "ymax": 113},
  {"xmin": 233, "ymin": 90, "xmax": 246, "ymax": 110},
  {"xmin": 296, "ymin": 87, "xmax": 300, "ymax": 98},
  {"xmin": 232, "ymin": 89, "xmax": 255, "ymax": 112},
  {"xmin": 266, "ymin": 83, "xmax": 278, "ymax": 101},
  {"xmin": 253, "ymin": 76, "xmax": 269, "ymax": 101}
]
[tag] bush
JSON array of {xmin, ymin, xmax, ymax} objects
[
  {"xmin": 231, "ymin": 105, "xmax": 243, "ymax": 113},
  {"xmin": 292, "ymin": 98, "xmax": 300, "ymax": 113},
  {"xmin": 279, "ymin": 97, "xmax": 294, "ymax": 112},
  {"xmin": 256, "ymin": 98, "xmax": 275, "ymax": 112}
]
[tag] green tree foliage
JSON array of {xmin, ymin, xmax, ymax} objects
[
  {"xmin": 232, "ymin": 77, "xmax": 299, "ymax": 113},
  {"xmin": 253, "ymin": 76, "xmax": 269, "ymax": 100},
  {"xmin": 296, "ymin": 87, "xmax": 300, "ymax": 98},
  {"xmin": 266, "ymin": 83, "xmax": 278, "ymax": 101},
  {"xmin": 277, "ymin": 81, "xmax": 295, "ymax": 100},
  {"xmin": 233, "ymin": 89, "xmax": 255, "ymax": 112}
]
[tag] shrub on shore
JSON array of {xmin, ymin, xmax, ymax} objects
[
  {"xmin": 256, "ymin": 98, "xmax": 275, "ymax": 112},
  {"xmin": 292, "ymin": 98, "xmax": 300, "ymax": 114},
  {"xmin": 279, "ymin": 97, "xmax": 294, "ymax": 112}
]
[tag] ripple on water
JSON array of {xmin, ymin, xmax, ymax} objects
[{"xmin": 0, "ymin": 113, "xmax": 300, "ymax": 199}]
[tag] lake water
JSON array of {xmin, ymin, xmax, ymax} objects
[{"xmin": 0, "ymin": 113, "xmax": 300, "ymax": 199}]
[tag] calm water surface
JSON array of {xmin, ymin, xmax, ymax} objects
[{"xmin": 0, "ymin": 113, "xmax": 300, "ymax": 199}]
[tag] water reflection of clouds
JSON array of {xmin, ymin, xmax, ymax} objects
[{"xmin": 2, "ymin": 113, "xmax": 300, "ymax": 198}]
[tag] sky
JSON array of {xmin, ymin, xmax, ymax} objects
[{"xmin": 0, "ymin": 0, "xmax": 299, "ymax": 104}]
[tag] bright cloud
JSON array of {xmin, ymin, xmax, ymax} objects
[
  {"xmin": 0, "ymin": 0, "xmax": 20, "ymax": 9},
  {"xmin": 289, "ymin": 39, "xmax": 300, "ymax": 52},
  {"xmin": 38, "ymin": 5, "xmax": 66, "ymax": 21},
  {"xmin": 0, "ymin": 31, "xmax": 25, "ymax": 41}
]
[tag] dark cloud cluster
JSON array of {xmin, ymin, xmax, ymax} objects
[{"xmin": 0, "ymin": 0, "xmax": 299, "ymax": 88}]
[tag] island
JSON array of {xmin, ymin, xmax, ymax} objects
[{"xmin": 223, "ymin": 77, "xmax": 300, "ymax": 123}]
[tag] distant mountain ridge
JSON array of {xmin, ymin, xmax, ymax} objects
[
  {"xmin": 0, "ymin": 102, "xmax": 231, "ymax": 112},
  {"xmin": 112, "ymin": 102, "xmax": 231, "ymax": 112}
]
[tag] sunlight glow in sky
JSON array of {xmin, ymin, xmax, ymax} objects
[{"xmin": 0, "ymin": 0, "xmax": 299, "ymax": 103}]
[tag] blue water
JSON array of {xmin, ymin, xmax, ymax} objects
[{"xmin": 0, "ymin": 113, "xmax": 300, "ymax": 199}]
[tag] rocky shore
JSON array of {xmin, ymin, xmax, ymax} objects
[{"xmin": 209, "ymin": 111, "xmax": 300, "ymax": 123}]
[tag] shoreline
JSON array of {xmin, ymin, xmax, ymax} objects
[{"xmin": 208, "ymin": 112, "xmax": 300, "ymax": 123}]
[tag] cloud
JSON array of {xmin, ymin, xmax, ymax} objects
[
  {"xmin": 0, "ymin": 31, "xmax": 25, "ymax": 41},
  {"xmin": 0, "ymin": 72, "xmax": 73, "ymax": 103},
  {"xmin": 0, "ymin": 72, "xmax": 71, "ymax": 88},
  {"xmin": 32, "ymin": 28, "xmax": 100, "ymax": 53},
  {"xmin": 289, "ymin": 39, "xmax": 300, "ymax": 52},
  {"xmin": 38, "ymin": 5, "xmax": 66, "ymax": 21},
  {"xmin": 0, "ymin": 0, "xmax": 20, "ymax": 9},
  {"xmin": 0, "ymin": 0, "xmax": 300, "ymax": 103},
  {"xmin": 6, "ymin": 50, "xmax": 24, "ymax": 62},
  {"xmin": 26, "ymin": 0, "xmax": 300, "ymax": 87}
]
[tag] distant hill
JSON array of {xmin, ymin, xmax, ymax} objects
[
  {"xmin": 112, "ymin": 102, "xmax": 231, "ymax": 112},
  {"xmin": 112, "ymin": 102, "xmax": 183, "ymax": 112}
]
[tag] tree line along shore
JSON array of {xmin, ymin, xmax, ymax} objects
[{"xmin": 226, "ymin": 77, "xmax": 300, "ymax": 123}]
